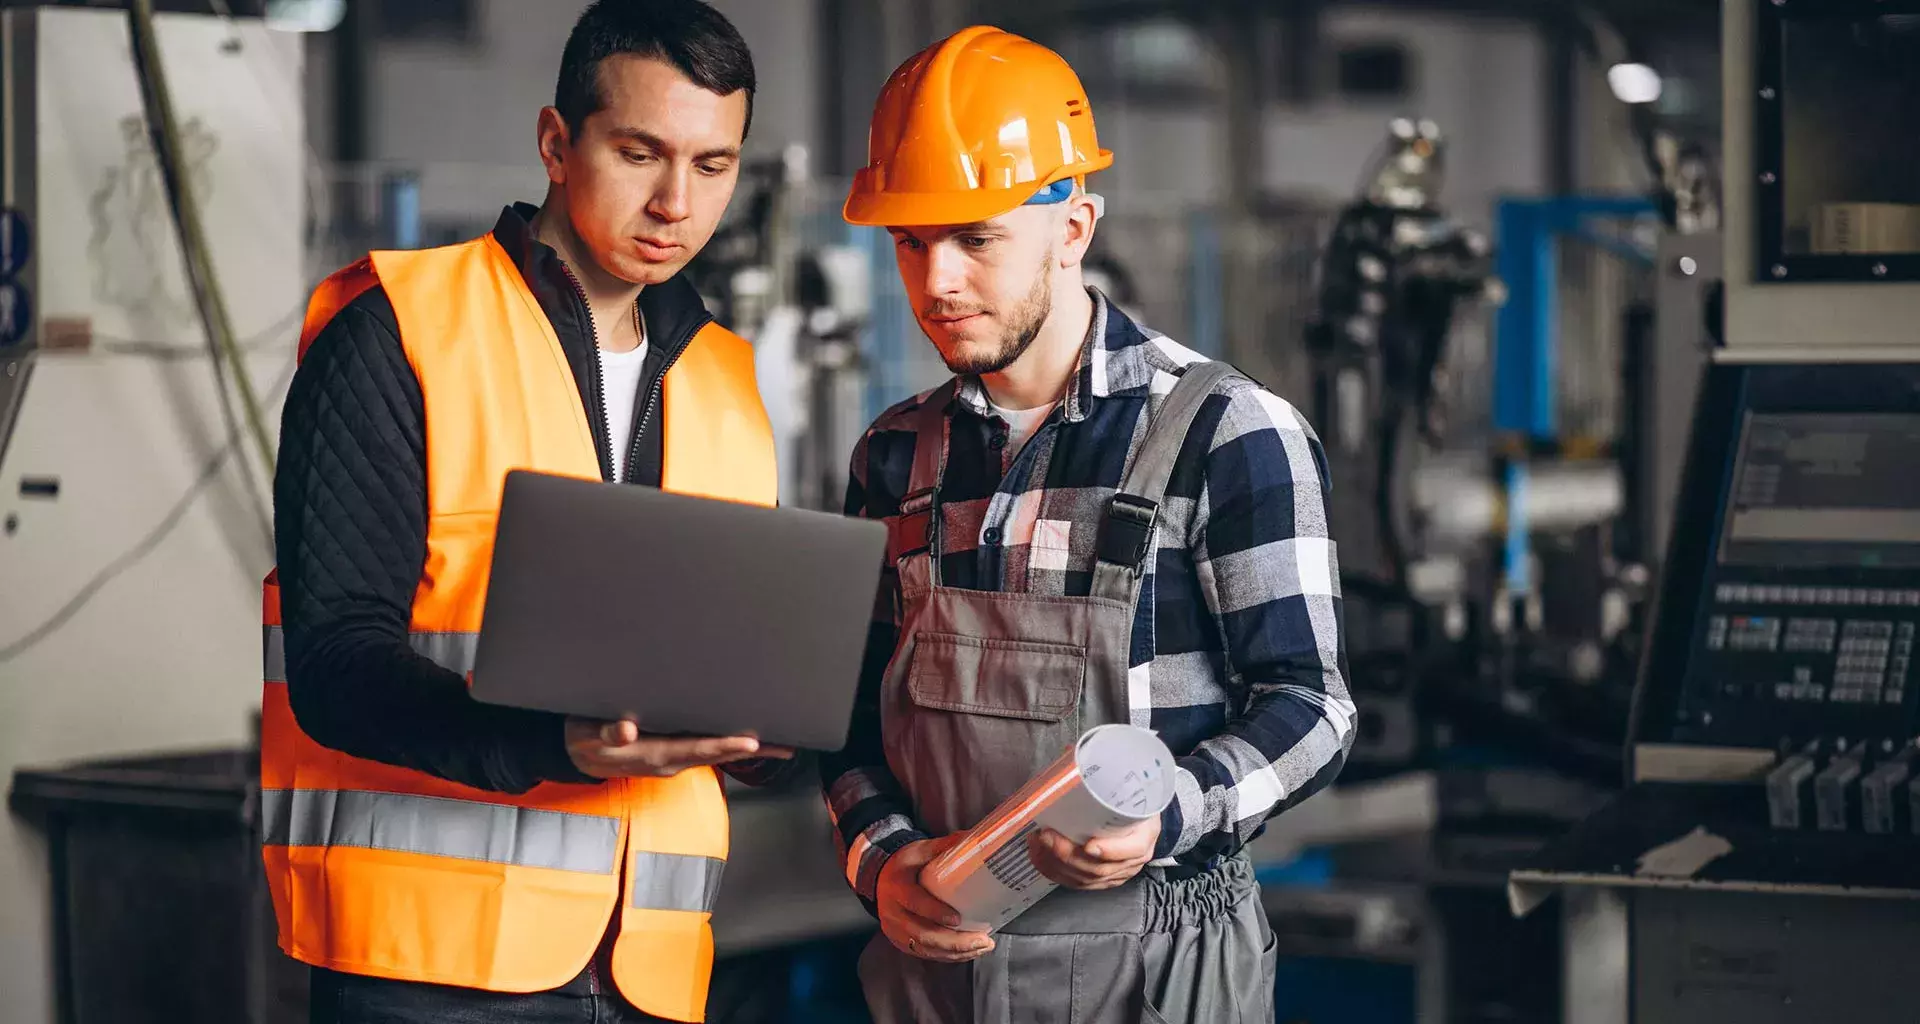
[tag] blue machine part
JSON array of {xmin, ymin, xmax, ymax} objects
[
  {"xmin": 1255, "ymin": 847, "xmax": 1335, "ymax": 890},
  {"xmin": 1491, "ymin": 196, "xmax": 1657, "ymax": 441},
  {"xmin": 1490, "ymin": 195, "xmax": 1655, "ymax": 595},
  {"xmin": 1503, "ymin": 460, "xmax": 1531, "ymax": 596}
]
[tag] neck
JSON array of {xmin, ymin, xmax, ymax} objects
[
  {"xmin": 980, "ymin": 280, "xmax": 1092, "ymax": 411},
  {"xmin": 530, "ymin": 188, "xmax": 644, "ymax": 352}
]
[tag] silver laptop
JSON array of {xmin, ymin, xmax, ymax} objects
[{"xmin": 470, "ymin": 469, "xmax": 886, "ymax": 751}]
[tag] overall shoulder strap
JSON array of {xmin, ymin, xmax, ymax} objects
[
  {"xmin": 887, "ymin": 382, "xmax": 958, "ymax": 579},
  {"xmin": 1091, "ymin": 361, "xmax": 1241, "ymax": 597}
]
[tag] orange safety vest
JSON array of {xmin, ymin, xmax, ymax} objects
[{"xmin": 259, "ymin": 233, "xmax": 776, "ymax": 1021}]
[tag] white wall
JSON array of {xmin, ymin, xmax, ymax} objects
[
  {"xmin": 0, "ymin": 11, "xmax": 305, "ymax": 1022},
  {"xmin": 366, "ymin": 0, "xmax": 821, "ymax": 223}
]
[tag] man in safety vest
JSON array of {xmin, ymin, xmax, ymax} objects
[
  {"xmin": 267, "ymin": 3, "xmax": 784, "ymax": 1021},
  {"xmin": 822, "ymin": 27, "xmax": 1357, "ymax": 1023}
]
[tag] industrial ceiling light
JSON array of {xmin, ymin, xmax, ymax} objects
[
  {"xmin": 265, "ymin": 0, "xmax": 346, "ymax": 33},
  {"xmin": 1606, "ymin": 62, "xmax": 1663, "ymax": 105}
]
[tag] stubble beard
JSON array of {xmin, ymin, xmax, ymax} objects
[{"xmin": 931, "ymin": 256, "xmax": 1055, "ymax": 377}]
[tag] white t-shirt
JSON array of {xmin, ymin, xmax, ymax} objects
[
  {"xmin": 986, "ymin": 395, "xmax": 1059, "ymax": 460},
  {"xmin": 598, "ymin": 316, "xmax": 649, "ymax": 483}
]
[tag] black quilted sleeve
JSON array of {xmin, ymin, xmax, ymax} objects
[{"xmin": 273, "ymin": 288, "xmax": 595, "ymax": 793}]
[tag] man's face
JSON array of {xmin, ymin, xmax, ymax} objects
[
  {"xmin": 889, "ymin": 205, "xmax": 1064, "ymax": 376},
  {"xmin": 542, "ymin": 55, "xmax": 746, "ymax": 286}
]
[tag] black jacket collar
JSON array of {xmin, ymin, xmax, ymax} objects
[
  {"xmin": 488, "ymin": 204, "xmax": 715, "ymax": 486},
  {"xmin": 491, "ymin": 203, "xmax": 713, "ymax": 353}
]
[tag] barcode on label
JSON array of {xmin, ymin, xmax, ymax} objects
[{"xmin": 985, "ymin": 821, "xmax": 1045, "ymax": 890}]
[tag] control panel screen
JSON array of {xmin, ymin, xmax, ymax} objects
[{"xmin": 1720, "ymin": 413, "xmax": 1920, "ymax": 570}]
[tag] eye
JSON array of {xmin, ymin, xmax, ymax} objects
[
  {"xmin": 622, "ymin": 150, "xmax": 656, "ymax": 165},
  {"xmin": 696, "ymin": 162, "xmax": 730, "ymax": 177},
  {"xmin": 894, "ymin": 236, "xmax": 925, "ymax": 252},
  {"xmin": 959, "ymin": 235, "xmax": 993, "ymax": 250}
]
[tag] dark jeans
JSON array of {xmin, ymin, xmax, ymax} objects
[{"xmin": 308, "ymin": 968, "xmax": 673, "ymax": 1024}]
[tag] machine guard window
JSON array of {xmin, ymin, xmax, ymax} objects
[{"xmin": 1754, "ymin": 0, "xmax": 1920, "ymax": 283}]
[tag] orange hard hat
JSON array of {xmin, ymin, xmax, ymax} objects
[{"xmin": 843, "ymin": 25, "xmax": 1113, "ymax": 227}]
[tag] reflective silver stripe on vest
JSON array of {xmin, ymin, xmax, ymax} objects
[
  {"xmin": 630, "ymin": 851, "xmax": 726, "ymax": 913},
  {"xmin": 409, "ymin": 631, "xmax": 480, "ymax": 675},
  {"xmin": 264, "ymin": 625, "xmax": 287, "ymax": 684},
  {"xmin": 260, "ymin": 626, "xmax": 478, "ymax": 683},
  {"xmin": 260, "ymin": 788, "xmax": 620, "ymax": 875}
]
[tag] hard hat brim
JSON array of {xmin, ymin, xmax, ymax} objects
[{"xmin": 843, "ymin": 153, "xmax": 1114, "ymax": 228}]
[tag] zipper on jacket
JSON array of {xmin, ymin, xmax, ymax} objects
[
  {"xmin": 560, "ymin": 264, "xmax": 710, "ymax": 485},
  {"xmin": 558, "ymin": 264, "xmax": 617, "ymax": 483},
  {"xmin": 626, "ymin": 311, "xmax": 711, "ymax": 481}
]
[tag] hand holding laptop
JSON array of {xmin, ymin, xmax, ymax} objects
[{"xmin": 564, "ymin": 717, "xmax": 796, "ymax": 779}]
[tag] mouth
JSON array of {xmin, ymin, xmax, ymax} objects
[
  {"xmin": 928, "ymin": 312, "xmax": 986, "ymax": 328},
  {"xmin": 632, "ymin": 237, "xmax": 684, "ymax": 262}
]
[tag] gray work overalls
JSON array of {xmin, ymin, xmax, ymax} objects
[{"xmin": 859, "ymin": 361, "xmax": 1278, "ymax": 1024}]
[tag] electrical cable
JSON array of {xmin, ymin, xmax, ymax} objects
[
  {"xmin": 125, "ymin": 0, "xmax": 277, "ymax": 535},
  {"xmin": 0, "ymin": 352, "xmax": 298, "ymax": 667},
  {"xmin": 91, "ymin": 304, "xmax": 306, "ymax": 360}
]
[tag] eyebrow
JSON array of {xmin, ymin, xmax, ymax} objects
[
  {"xmin": 890, "ymin": 222, "xmax": 1004, "ymax": 241},
  {"xmin": 609, "ymin": 126, "xmax": 740, "ymax": 163}
]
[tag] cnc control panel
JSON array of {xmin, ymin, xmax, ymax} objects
[{"xmin": 1658, "ymin": 369, "xmax": 1920, "ymax": 750}]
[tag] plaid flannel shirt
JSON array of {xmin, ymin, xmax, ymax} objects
[{"xmin": 821, "ymin": 290, "xmax": 1355, "ymax": 900}]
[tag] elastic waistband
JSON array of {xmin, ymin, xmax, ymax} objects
[{"xmin": 995, "ymin": 855, "xmax": 1259, "ymax": 936}]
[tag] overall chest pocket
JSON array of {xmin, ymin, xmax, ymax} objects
[
  {"xmin": 906, "ymin": 634, "xmax": 1086, "ymax": 720},
  {"xmin": 895, "ymin": 634, "xmax": 1088, "ymax": 834}
]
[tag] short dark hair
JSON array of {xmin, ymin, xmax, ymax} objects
[{"xmin": 555, "ymin": 0, "xmax": 756, "ymax": 141}]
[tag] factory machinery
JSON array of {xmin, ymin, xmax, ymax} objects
[
  {"xmin": 1266, "ymin": 5, "xmax": 1918, "ymax": 1021},
  {"xmin": 1511, "ymin": 3, "xmax": 1920, "ymax": 1024}
]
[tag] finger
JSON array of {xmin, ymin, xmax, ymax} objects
[
  {"xmin": 1082, "ymin": 836, "xmax": 1149, "ymax": 862},
  {"xmin": 890, "ymin": 916, "xmax": 994, "ymax": 960},
  {"xmin": 926, "ymin": 938, "xmax": 996, "ymax": 963},
  {"xmin": 1035, "ymin": 830, "xmax": 1112, "ymax": 873},
  {"xmin": 1026, "ymin": 841, "xmax": 1104, "ymax": 888},
  {"xmin": 600, "ymin": 719, "xmax": 639, "ymax": 745},
  {"xmin": 657, "ymin": 749, "xmax": 765, "ymax": 775},
  {"xmin": 757, "ymin": 745, "xmax": 797, "ymax": 760},
  {"xmin": 641, "ymin": 734, "xmax": 762, "ymax": 764},
  {"xmin": 1032, "ymin": 828, "xmax": 1083, "ymax": 863},
  {"xmin": 898, "ymin": 885, "xmax": 965, "ymax": 929}
]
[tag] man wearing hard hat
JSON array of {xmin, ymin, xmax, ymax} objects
[{"xmin": 821, "ymin": 25, "xmax": 1357, "ymax": 1024}]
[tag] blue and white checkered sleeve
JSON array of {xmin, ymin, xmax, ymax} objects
[
  {"xmin": 1153, "ymin": 380, "xmax": 1356, "ymax": 865},
  {"xmin": 819, "ymin": 428, "xmax": 930, "ymax": 902}
]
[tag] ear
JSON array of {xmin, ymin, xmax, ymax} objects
[
  {"xmin": 1056, "ymin": 193, "xmax": 1099, "ymax": 270},
  {"xmin": 536, "ymin": 107, "xmax": 571, "ymax": 186}
]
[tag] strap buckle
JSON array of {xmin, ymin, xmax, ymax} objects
[
  {"xmin": 1096, "ymin": 493, "xmax": 1160, "ymax": 572},
  {"xmin": 891, "ymin": 487, "xmax": 940, "ymax": 560}
]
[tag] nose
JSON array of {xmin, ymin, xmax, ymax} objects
[
  {"xmin": 646, "ymin": 163, "xmax": 693, "ymax": 224},
  {"xmin": 924, "ymin": 241, "xmax": 968, "ymax": 299}
]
